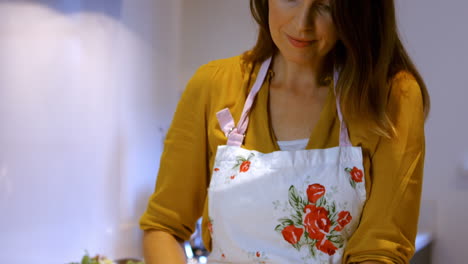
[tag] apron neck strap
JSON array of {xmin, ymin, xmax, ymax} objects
[
  {"xmin": 334, "ymin": 70, "xmax": 352, "ymax": 147},
  {"xmin": 217, "ymin": 57, "xmax": 272, "ymax": 147},
  {"xmin": 217, "ymin": 57, "xmax": 351, "ymax": 147}
]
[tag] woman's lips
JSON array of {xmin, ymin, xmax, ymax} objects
[{"xmin": 286, "ymin": 35, "xmax": 315, "ymax": 48}]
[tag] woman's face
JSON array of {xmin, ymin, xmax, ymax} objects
[{"xmin": 268, "ymin": 0, "xmax": 338, "ymax": 65}]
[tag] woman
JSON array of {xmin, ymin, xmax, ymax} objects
[{"xmin": 140, "ymin": 0, "xmax": 430, "ymax": 263}]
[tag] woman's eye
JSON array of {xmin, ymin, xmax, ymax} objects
[
  {"xmin": 317, "ymin": 4, "xmax": 331, "ymax": 12},
  {"xmin": 315, "ymin": 3, "xmax": 331, "ymax": 14}
]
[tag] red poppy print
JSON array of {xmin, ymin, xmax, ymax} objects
[
  {"xmin": 246, "ymin": 250, "xmax": 269, "ymax": 262},
  {"xmin": 303, "ymin": 204, "xmax": 331, "ymax": 241},
  {"xmin": 334, "ymin": 211, "xmax": 352, "ymax": 231},
  {"xmin": 350, "ymin": 167, "xmax": 363, "ymax": 182},
  {"xmin": 306, "ymin": 184, "xmax": 325, "ymax": 203},
  {"xmin": 281, "ymin": 225, "xmax": 304, "ymax": 245},
  {"xmin": 316, "ymin": 238, "xmax": 338, "ymax": 255},
  {"xmin": 345, "ymin": 166, "xmax": 364, "ymax": 189},
  {"xmin": 233, "ymin": 153, "xmax": 254, "ymax": 173},
  {"xmin": 276, "ymin": 184, "xmax": 352, "ymax": 259},
  {"xmin": 240, "ymin": 161, "xmax": 251, "ymax": 173},
  {"xmin": 214, "ymin": 168, "xmax": 220, "ymax": 172},
  {"xmin": 230, "ymin": 175, "xmax": 236, "ymax": 180}
]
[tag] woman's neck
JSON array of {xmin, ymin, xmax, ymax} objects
[{"xmin": 270, "ymin": 53, "xmax": 328, "ymax": 96}]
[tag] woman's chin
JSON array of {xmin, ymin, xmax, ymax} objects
[{"xmin": 278, "ymin": 51, "xmax": 324, "ymax": 66}]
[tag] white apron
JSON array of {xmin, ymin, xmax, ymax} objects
[{"xmin": 207, "ymin": 58, "xmax": 367, "ymax": 264}]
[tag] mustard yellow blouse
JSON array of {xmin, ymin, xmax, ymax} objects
[{"xmin": 140, "ymin": 55, "xmax": 425, "ymax": 264}]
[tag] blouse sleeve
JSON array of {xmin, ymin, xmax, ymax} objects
[
  {"xmin": 139, "ymin": 65, "xmax": 212, "ymax": 242},
  {"xmin": 343, "ymin": 73, "xmax": 426, "ymax": 264}
]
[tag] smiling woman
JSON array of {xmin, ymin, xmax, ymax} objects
[
  {"xmin": 268, "ymin": 0, "xmax": 337, "ymax": 68},
  {"xmin": 140, "ymin": 0, "xmax": 430, "ymax": 264}
]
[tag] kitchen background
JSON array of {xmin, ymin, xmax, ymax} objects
[{"xmin": 0, "ymin": 0, "xmax": 467, "ymax": 263}]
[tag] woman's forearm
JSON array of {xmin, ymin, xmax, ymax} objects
[{"xmin": 143, "ymin": 230, "xmax": 187, "ymax": 264}]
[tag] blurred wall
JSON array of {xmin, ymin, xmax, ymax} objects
[
  {"xmin": 178, "ymin": 0, "xmax": 257, "ymax": 92},
  {"xmin": 0, "ymin": 0, "xmax": 180, "ymax": 262}
]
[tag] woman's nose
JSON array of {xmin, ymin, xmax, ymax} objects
[{"xmin": 294, "ymin": 3, "xmax": 315, "ymax": 32}]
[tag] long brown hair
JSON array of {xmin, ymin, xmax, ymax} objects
[{"xmin": 243, "ymin": 0, "xmax": 430, "ymax": 138}]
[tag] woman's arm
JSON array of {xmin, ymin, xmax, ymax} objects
[
  {"xmin": 143, "ymin": 230, "xmax": 186, "ymax": 264},
  {"xmin": 140, "ymin": 64, "xmax": 214, "ymax": 262},
  {"xmin": 343, "ymin": 73, "xmax": 426, "ymax": 264}
]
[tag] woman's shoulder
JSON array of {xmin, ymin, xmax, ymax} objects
[
  {"xmin": 388, "ymin": 71, "xmax": 423, "ymax": 105},
  {"xmin": 348, "ymin": 71, "xmax": 424, "ymax": 149},
  {"xmin": 205, "ymin": 54, "xmax": 248, "ymax": 69},
  {"xmin": 184, "ymin": 53, "xmax": 253, "ymax": 101},
  {"xmin": 385, "ymin": 71, "xmax": 426, "ymax": 131},
  {"xmin": 190, "ymin": 54, "xmax": 250, "ymax": 83}
]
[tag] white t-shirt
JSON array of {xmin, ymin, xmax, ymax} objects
[{"xmin": 276, "ymin": 138, "xmax": 309, "ymax": 151}]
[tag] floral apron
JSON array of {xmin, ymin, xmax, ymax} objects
[{"xmin": 207, "ymin": 57, "xmax": 367, "ymax": 264}]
